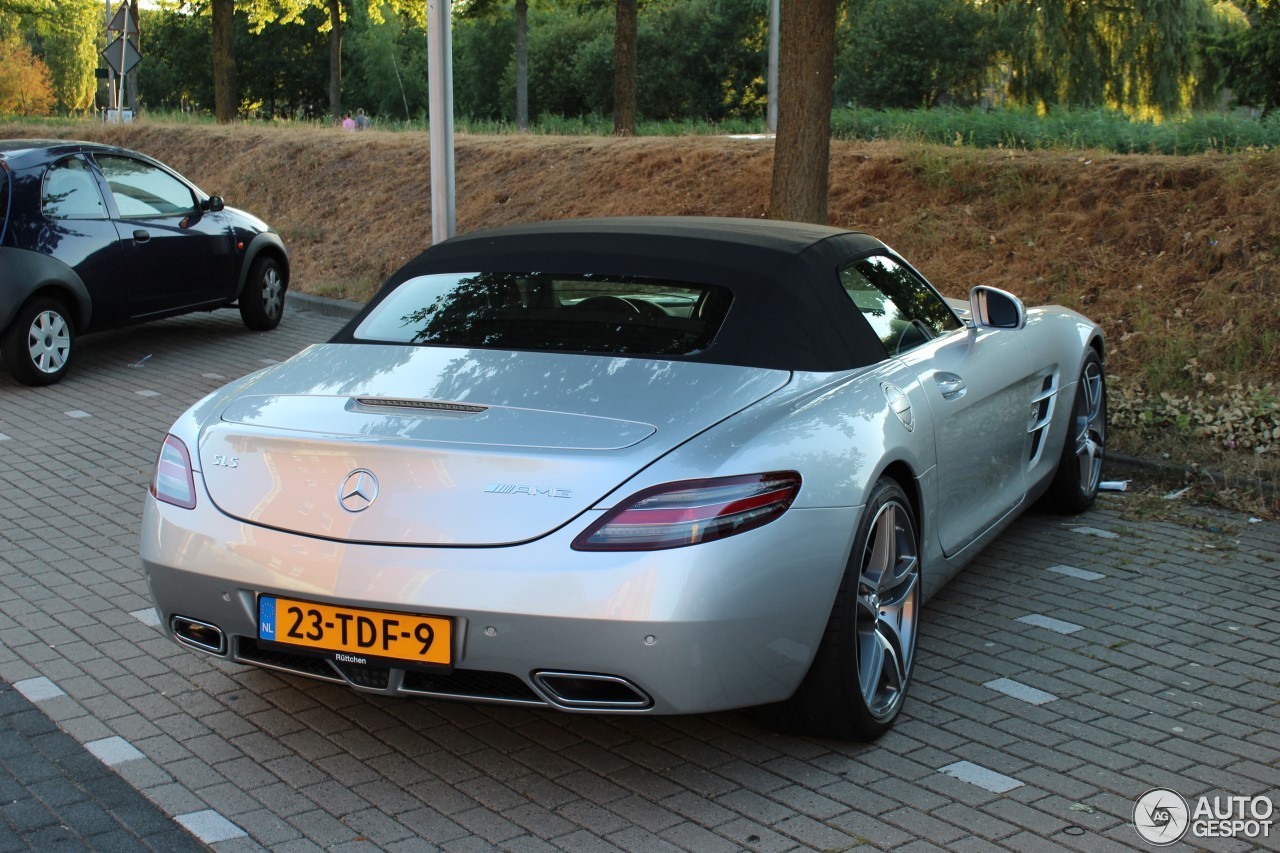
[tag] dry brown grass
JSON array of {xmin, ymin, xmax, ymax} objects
[{"xmin": 4, "ymin": 119, "xmax": 1278, "ymax": 501}]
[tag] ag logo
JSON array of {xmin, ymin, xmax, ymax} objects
[{"xmin": 1134, "ymin": 788, "xmax": 1190, "ymax": 845}]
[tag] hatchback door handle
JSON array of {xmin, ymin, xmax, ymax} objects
[
  {"xmin": 935, "ymin": 372, "xmax": 966, "ymax": 400},
  {"xmin": 133, "ymin": 229, "xmax": 151, "ymax": 243}
]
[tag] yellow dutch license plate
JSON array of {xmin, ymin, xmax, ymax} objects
[{"xmin": 257, "ymin": 595, "xmax": 452, "ymax": 667}]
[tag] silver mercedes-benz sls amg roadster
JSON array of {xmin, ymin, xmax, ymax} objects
[{"xmin": 142, "ymin": 217, "xmax": 1105, "ymax": 740}]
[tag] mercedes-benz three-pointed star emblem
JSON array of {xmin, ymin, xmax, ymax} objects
[{"xmin": 338, "ymin": 469, "xmax": 379, "ymax": 513}]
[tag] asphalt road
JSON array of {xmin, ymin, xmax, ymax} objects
[{"xmin": 1, "ymin": 302, "xmax": 1277, "ymax": 851}]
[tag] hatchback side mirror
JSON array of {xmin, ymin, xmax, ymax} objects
[
  {"xmin": 201, "ymin": 196, "xmax": 225, "ymax": 212},
  {"xmin": 968, "ymin": 285, "xmax": 1026, "ymax": 330}
]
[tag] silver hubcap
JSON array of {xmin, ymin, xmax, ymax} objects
[
  {"xmin": 1074, "ymin": 362, "xmax": 1105, "ymax": 496},
  {"xmin": 261, "ymin": 268, "xmax": 283, "ymax": 320},
  {"xmin": 27, "ymin": 310, "xmax": 70, "ymax": 374},
  {"xmin": 856, "ymin": 500, "xmax": 919, "ymax": 722}
]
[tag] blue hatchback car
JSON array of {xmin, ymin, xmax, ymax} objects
[{"xmin": 0, "ymin": 139, "xmax": 289, "ymax": 385}]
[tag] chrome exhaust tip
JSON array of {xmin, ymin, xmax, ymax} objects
[
  {"xmin": 532, "ymin": 671, "xmax": 652, "ymax": 710},
  {"xmin": 170, "ymin": 616, "xmax": 227, "ymax": 655}
]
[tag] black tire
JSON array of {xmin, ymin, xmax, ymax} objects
[
  {"xmin": 239, "ymin": 255, "xmax": 286, "ymax": 331},
  {"xmin": 1042, "ymin": 350, "xmax": 1106, "ymax": 514},
  {"xmin": 1, "ymin": 296, "xmax": 75, "ymax": 386},
  {"xmin": 771, "ymin": 478, "xmax": 921, "ymax": 740}
]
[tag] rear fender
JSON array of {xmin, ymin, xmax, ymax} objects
[
  {"xmin": 0, "ymin": 248, "xmax": 92, "ymax": 333},
  {"xmin": 235, "ymin": 232, "xmax": 289, "ymax": 300},
  {"xmin": 592, "ymin": 361, "xmax": 937, "ymax": 512}
]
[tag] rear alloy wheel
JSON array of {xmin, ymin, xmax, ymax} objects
[
  {"xmin": 1044, "ymin": 350, "xmax": 1106, "ymax": 513},
  {"xmin": 2, "ymin": 296, "xmax": 75, "ymax": 386},
  {"xmin": 239, "ymin": 255, "xmax": 286, "ymax": 330},
  {"xmin": 775, "ymin": 478, "xmax": 920, "ymax": 740}
]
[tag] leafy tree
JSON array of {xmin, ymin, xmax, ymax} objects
[
  {"xmin": 508, "ymin": 0, "xmax": 764, "ymax": 123},
  {"xmin": 0, "ymin": 0, "xmax": 52, "ymax": 33},
  {"xmin": 515, "ymin": 0, "xmax": 528, "ymax": 128},
  {"xmin": 141, "ymin": 4, "xmax": 332, "ymax": 116},
  {"xmin": 250, "ymin": 0, "xmax": 423, "ymax": 121},
  {"xmin": 991, "ymin": 0, "xmax": 1223, "ymax": 116},
  {"xmin": 1220, "ymin": 0, "xmax": 1280, "ymax": 113},
  {"xmin": 138, "ymin": 7, "xmax": 213, "ymax": 111},
  {"xmin": 627, "ymin": 0, "xmax": 766, "ymax": 121},
  {"xmin": 0, "ymin": 0, "xmax": 98, "ymax": 113},
  {"xmin": 165, "ymin": 0, "xmax": 421, "ymax": 122},
  {"xmin": 1188, "ymin": 1, "xmax": 1249, "ymax": 109},
  {"xmin": 458, "ymin": 0, "xmax": 530, "ymax": 129},
  {"xmin": 659, "ymin": 0, "xmax": 767, "ymax": 120},
  {"xmin": 836, "ymin": 0, "xmax": 990, "ymax": 109},
  {"xmin": 0, "ymin": 31, "xmax": 54, "ymax": 115},
  {"xmin": 39, "ymin": 0, "xmax": 99, "ymax": 112},
  {"xmin": 347, "ymin": 1, "xmax": 424, "ymax": 119},
  {"xmin": 241, "ymin": 5, "xmax": 330, "ymax": 116},
  {"xmin": 519, "ymin": 6, "xmax": 607, "ymax": 118},
  {"xmin": 453, "ymin": 10, "xmax": 517, "ymax": 119}
]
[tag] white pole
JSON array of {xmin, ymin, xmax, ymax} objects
[
  {"xmin": 426, "ymin": 0, "xmax": 456, "ymax": 242},
  {"xmin": 767, "ymin": 0, "xmax": 779, "ymax": 133},
  {"xmin": 119, "ymin": 29, "xmax": 127, "ymax": 112},
  {"xmin": 105, "ymin": 0, "xmax": 116, "ymax": 118}
]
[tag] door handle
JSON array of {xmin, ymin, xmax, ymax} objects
[
  {"xmin": 935, "ymin": 372, "xmax": 966, "ymax": 400},
  {"xmin": 133, "ymin": 229, "xmax": 151, "ymax": 243}
]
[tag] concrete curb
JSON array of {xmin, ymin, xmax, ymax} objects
[
  {"xmin": 1107, "ymin": 451, "xmax": 1278, "ymax": 498},
  {"xmin": 287, "ymin": 291, "xmax": 362, "ymax": 319}
]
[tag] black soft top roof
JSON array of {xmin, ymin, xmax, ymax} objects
[{"xmin": 333, "ymin": 217, "xmax": 894, "ymax": 371}]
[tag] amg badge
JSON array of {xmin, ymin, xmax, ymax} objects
[{"xmin": 485, "ymin": 484, "xmax": 573, "ymax": 498}]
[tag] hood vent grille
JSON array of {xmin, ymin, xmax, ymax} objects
[{"xmin": 354, "ymin": 397, "xmax": 488, "ymax": 415}]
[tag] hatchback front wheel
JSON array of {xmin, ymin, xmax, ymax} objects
[{"xmin": 239, "ymin": 256, "xmax": 286, "ymax": 331}]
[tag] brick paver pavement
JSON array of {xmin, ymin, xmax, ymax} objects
[
  {"xmin": 1, "ymin": 301, "xmax": 1277, "ymax": 851},
  {"xmin": 0, "ymin": 675, "xmax": 207, "ymax": 850}
]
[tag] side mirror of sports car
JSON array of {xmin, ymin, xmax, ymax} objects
[
  {"xmin": 201, "ymin": 195, "xmax": 225, "ymax": 213},
  {"xmin": 968, "ymin": 285, "xmax": 1026, "ymax": 331}
]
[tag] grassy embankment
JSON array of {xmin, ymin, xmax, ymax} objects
[
  {"xmin": 28, "ymin": 106, "xmax": 1280, "ymax": 154},
  {"xmin": 3, "ymin": 119, "xmax": 1277, "ymax": 508}
]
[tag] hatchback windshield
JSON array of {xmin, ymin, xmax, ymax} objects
[{"xmin": 354, "ymin": 272, "xmax": 732, "ymax": 357}]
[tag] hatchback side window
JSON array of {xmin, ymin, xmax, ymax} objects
[
  {"xmin": 839, "ymin": 255, "xmax": 960, "ymax": 355},
  {"xmin": 96, "ymin": 155, "xmax": 196, "ymax": 217},
  {"xmin": 42, "ymin": 157, "xmax": 108, "ymax": 219}
]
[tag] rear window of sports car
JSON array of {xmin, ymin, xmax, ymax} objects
[{"xmin": 353, "ymin": 272, "xmax": 732, "ymax": 356}]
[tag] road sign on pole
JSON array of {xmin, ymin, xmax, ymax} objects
[
  {"xmin": 107, "ymin": 2, "xmax": 139, "ymax": 34},
  {"xmin": 102, "ymin": 36, "xmax": 141, "ymax": 77},
  {"xmin": 104, "ymin": 1, "xmax": 140, "ymax": 116}
]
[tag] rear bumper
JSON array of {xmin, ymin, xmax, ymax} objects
[{"xmin": 141, "ymin": 487, "xmax": 860, "ymax": 715}]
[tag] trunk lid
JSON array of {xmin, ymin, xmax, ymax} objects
[{"xmin": 199, "ymin": 344, "xmax": 790, "ymax": 545}]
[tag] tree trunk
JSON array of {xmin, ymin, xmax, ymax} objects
[
  {"xmin": 613, "ymin": 0, "xmax": 637, "ymax": 136},
  {"xmin": 768, "ymin": 0, "xmax": 837, "ymax": 224},
  {"xmin": 328, "ymin": 0, "xmax": 342, "ymax": 121},
  {"xmin": 212, "ymin": 0, "xmax": 236, "ymax": 124},
  {"xmin": 515, "ymin": 0, "xmax": 528, "ymax": 131}
]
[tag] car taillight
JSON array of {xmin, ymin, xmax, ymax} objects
[
  {"xmin": 150, "ymin": 434, "xmax": 197, "ymax": 509},
  {"xmin": 572, "ymin": 472, "xmax": 801, "ymax": 551}
]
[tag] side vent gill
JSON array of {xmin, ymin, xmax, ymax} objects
[{"xmin": 1027, "ymin": 372, "xmax": 1058, "ymax": 464}]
